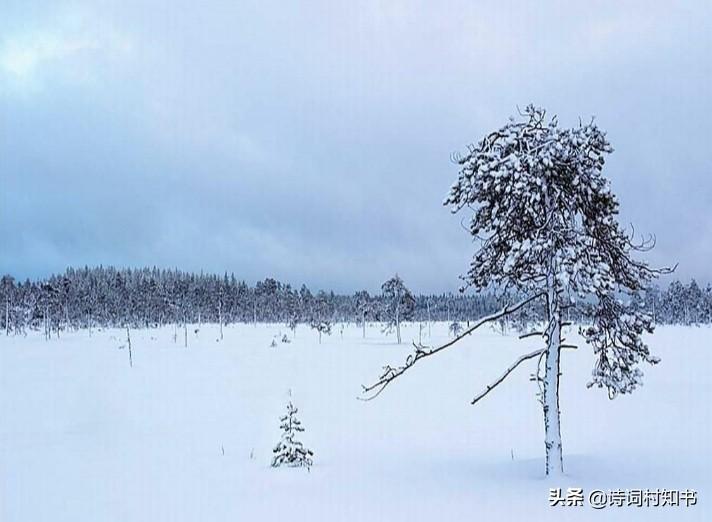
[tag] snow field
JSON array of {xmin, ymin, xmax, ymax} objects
[{"xmin": 1, "ymin": 323, "xmax": 709, "ymax": 521}]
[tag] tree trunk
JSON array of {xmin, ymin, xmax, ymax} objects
[
  {"xmin": 362, "ymin": 311, "xmax": 366, "ymax": 338},
  {"xmin": 427, "ymin": 301, "xmax": 431, "ymax": 338},
  {"xmin": 126, "ymin": 325, "xmax": 133, "ymax": 368},
  {"xmin": 652, "ymin": 300, "xmax": 656, "ymax": 324},
  {"xmin": 395, "ymin": 304, "xmax": 401, "ymax": 344},
  {"xmin": 45, "ymin": 307, "xmax": 50, "ymax": 341},
  {"xmin": 543, "ymin": 280, "xmax": 564, "ymax": 476},
  {"xmin": 219, "ymin": 301, "xmax": 224, "ymax": 340}
]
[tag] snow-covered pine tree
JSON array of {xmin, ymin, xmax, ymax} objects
[
  {"xmin": 354, "ymin": 290, "xmax": 372, "ymax": 338},
  {"xmin": 362, "ymin": 105, "xmax": 671, "ymax": 476},
  {"xmin": 1, "ymin": 275, "xmax": 14, "ymax": 336},
  {"xmin": 271, "ymin": 401, "xmax": 314, "ymax": 470},
  {"xmin": 381, "ymin": 274, "xmax": 415, "ymax": 344},
  {"xmin": 309, "ymin": 290, "xmax": 333, "ymax": 344}
]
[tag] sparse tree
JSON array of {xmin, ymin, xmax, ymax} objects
[
  {"xmin": 354, "ymin": 290, "xmax": 372, "ymax": 338},
  {"xmin": 309, "ymin": 291, "xmax": 333, "ymax": 344},
  {"xmin": 448, "ymin": 321, "xmax": 463, "ymax": 337},
  {"xmin": 362, "ymin": 106, "xmax": 671, "ymax": 476},
  {"xmin": 381, "ymin": 274, "xmax": 415, "ymax": 344}
]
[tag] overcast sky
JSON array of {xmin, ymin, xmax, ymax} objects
[{"xmin": 1, "ymin": 1, "xmax": 711, "ymax": 293}]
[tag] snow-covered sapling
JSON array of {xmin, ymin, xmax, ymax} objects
[
  {"xmin": 288, "ymin": 318, "xmax": 298, "ymax": 336},
  {"xmin": 449, "ymin": 321, "xmax": 463, "ymax": 337},
  {"xmin": 271, "ymin": 401, "xmax": 314, "ymax": 470},
  {"xmin": 418, "ymin": 322, "xmax": 426, "ymax": 344}
]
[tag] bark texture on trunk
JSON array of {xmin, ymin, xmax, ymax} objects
[{"xmin": 543, "ymin": 280, "xmax": 563, "ymax": 476}]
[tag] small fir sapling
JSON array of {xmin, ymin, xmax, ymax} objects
[{"xmin": 271, "ymin": 401, "xmax": 314, "ymax": 470}]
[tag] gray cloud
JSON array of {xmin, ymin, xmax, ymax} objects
[{"xmin": 2, "ymin": 0, "xmax": 711, "ymax": 293}]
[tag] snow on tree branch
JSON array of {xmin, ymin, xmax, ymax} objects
[
  {"xmin": 271, "ymin": 401, "xmax": 314, "ymax": 470},
  {"xmin": 443, "ymin": 104, "xmax": 673, "ymax": 297},
  {"xmin": 582, "ymin": 294, "xmax": 659, "ymax": 398}
]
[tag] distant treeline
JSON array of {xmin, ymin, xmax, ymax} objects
[{"xmin": 0, "ymin": 267, "xmax": 709, "ymax": 335}]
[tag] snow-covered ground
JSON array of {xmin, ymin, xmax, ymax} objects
[{"xmin": 1, "ymin": 322, "xmax": 709, "ymax": 521}]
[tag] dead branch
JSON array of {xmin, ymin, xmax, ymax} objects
[
  {"xmin": 519, "ymin": 330, "xmax": 544, "ymax": 339},
  {"xmin": 359, "ymin": 292, "xmax": 545, "ymax": 401},
  {"xmin": 471, "ymin": 349, "xmax": 545, "ymax": 405}
]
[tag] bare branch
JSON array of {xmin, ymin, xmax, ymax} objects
[
  {"xmin": 519, "ymin": 330, "xmax": 544, "ymax": 339},
  {"xmin": 471, "ymin": 349, "xmax": 545, "ymax": 405},
  {"xmin": 360, "ymin": 292, "xmax": 545, "ymax": 401}
]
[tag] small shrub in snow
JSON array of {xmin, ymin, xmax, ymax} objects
[{"xmin": 271, "ymin": 401, "xmax": 314, "ymax": 470}]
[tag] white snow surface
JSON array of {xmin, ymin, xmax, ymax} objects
[{"xmin": 1, "ymin": 323, "xmax": 709, "ymax": 521}]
